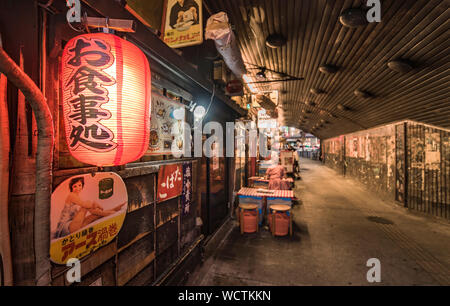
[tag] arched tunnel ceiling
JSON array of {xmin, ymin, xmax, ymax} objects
[{"xmin": 205, "ymin": 0, "xmax": 449, "ymax": 139}]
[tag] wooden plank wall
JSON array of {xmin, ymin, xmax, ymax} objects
[
  {"xmin": 51, "ymin": 160, "xmax": 200, "ymax": 286},
  {"xmin": 43, "ymin": 10, "xmax": 203, "ymax": 284}
]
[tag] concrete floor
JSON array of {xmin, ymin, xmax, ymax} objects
[{"xmin": 187, "ymin": 158, "xmax": 450, "ymax": 286}]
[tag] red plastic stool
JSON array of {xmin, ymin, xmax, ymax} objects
[
  {"xmin": 239, "ymin": 204, "xmax": 259, "ymax": 234},
  {"xmin": 268, "ymin": 204, "xmax": 292, "ymax": 236}
]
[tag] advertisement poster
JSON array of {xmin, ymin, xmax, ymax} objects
[
  {"xmin": 411, "ymin": 136, "xmax": 425, "ymax": 168},
  {"xmin": 182, "ymin": 162, "xmax": 193, "ymax": 215},
  {"xmin": 149, "ymin": 91, "xmax": 185, "ymax": 155},
  {"xmin": 425, "ymin": 132, "xmax": 440, "ymax": 169},
  {"xmin": 157, "ymin": 164, "xmax": 183, "ymax": 202},
  {"xmin": 163, "ymin": 0, "xmax": 203, "ymax": 48},
  {"xmin": 50, "ymin": 172, "xmax": 128, "ymax": 264}
]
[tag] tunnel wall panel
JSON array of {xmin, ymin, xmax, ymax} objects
[{"xmin": 323, "ymin": 120, "xmax": 450, "ymax": 219}]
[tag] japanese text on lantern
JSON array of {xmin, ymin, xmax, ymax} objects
[{"xmin": 65, "ymin": 37, "xmax": 117, "ymax": 152}]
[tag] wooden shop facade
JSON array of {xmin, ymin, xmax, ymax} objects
[{"xmin": 0, "ymin": 0, "xmax": 247, "ymax": 286}]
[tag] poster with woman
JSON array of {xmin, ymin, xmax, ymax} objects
[
  {"xmin": 50, "ymin": 172, "xmax": 128, "ymax": 264},
  {"xmin": 162, "ymin": 0, "xmax": 203, "ymax": 48}
]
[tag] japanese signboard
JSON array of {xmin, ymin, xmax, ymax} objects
[
  {"xmin": 148, "ymin": 91, "xmax": 185, "ymax": 155},
  {"xmin": 157, "ymin": 164, "xmax": 183, "ymax": 202},
  {"xmin": 257, "ymin": 108, "xmax": 277, "ymax": 129},
  {"xmin": 181, "ymin": 162, "xmax": 193, "ymax": 215},
  {"xmin": 162, "ymin": 0, "xmax": 203, "ymax": 48},
  {"xmin": 61, "ymin": 33, "xmax": 151, "ymax": 166},
  {"xmin": 50, "ymin": 172, "xmax": 127, "ymax": 264}
]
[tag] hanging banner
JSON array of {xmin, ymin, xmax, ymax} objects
[
  {"xmin": 181, "ymin": 162, "xmax": 193, "ymax": 215},
  {"xmin": 149, "ymin": 91, "xmax": 185, "ymax": 155},
  {"xmin": 50, "ymin": 172, "xmax": 128, "ymax": 264},
  {"xmin": 163, "ymin": 0, "xmax": 203, "ymax": 48},
  {"xmin": 157, "ymin": 164, "xmax": 183, "ymax": 202}
]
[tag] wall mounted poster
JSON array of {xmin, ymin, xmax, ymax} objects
[
  {"xmin": 149, "ymin": 91, "xmax": 185, "ymax": 155},
  {"xmin": 50, "ymin": 172, "xmax": 127, "ymax": 264},
  {"xmin": 425, "ymin": 131, "xmax": 440, "ymax": 169},
  {"xmin": 163, "ymin": 0, "xmax": 203, "ymax": 48},
  {"xmin": 157, "ymin": 164, "xmax": 183, "ymax": 202}
]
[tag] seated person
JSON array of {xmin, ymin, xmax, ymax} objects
[{"xmin": 265, "ymin": 158, "xmax": 289, "ymax": 190}]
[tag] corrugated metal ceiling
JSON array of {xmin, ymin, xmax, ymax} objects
[{"xmin": 204, "ymin": 0, "xmax": 449, "ymax": 138}]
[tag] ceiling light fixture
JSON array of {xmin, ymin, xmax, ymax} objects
[
  {"xmin": 339, "ymin": 8, "xmax": 368, "ymax": 28},
  {"xmin": 354, "ymin": 89, "xmax": 372, "ymax": 98},
  {"xmin": 255, "ymin": 68, "xmax": 266, "ymax": 80},
  {"xmin": 337, "ymin": 104, "xmax": 349, "ymax": 111},
  {"xmin": 387, "ymin": 59, "xmax": 414, "ymax": 73},
  {"xmin": 319, "ymin": 64, "xmax": 338, "ymax": 74},
  {"xmin": 310, "ymin": 88, "xmax": 325, "ymax": 95},
  {"xmin": 266, "ymin": 33, "xmax": 287, "ymax": 48}
]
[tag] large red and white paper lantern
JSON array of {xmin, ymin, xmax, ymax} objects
[{"xmin": 61, "ymin": 33, "xmax": 151, "ymax": 166}]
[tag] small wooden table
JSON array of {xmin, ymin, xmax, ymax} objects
[
  {"xmin": 239, "ymin": 204, "xmax": 259, "ymax": 234},
  {"xmin": 269, "ymin": 204, "xmax": 292, "ymax": 237}
]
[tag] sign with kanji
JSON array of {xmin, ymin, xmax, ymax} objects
[
  {"xmin": 181, "ymin": 162, "xmax": 193, "ymax": 215},
  {"xmin": 162, "ymin": 0, "xmax": 203, "ymax": 48},
  {"xmin": 50, "ymin": 172, "xmax": 127, "ymax": 264},
  {"xmin": 157, "ymin": 164, "xmax": 183, "ymax": 202},
  {"xmin": 61, "ymin": 33, "xmax": 151, "ymax": 167}
]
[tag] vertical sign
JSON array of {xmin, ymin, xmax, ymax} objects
[
  {"xmin": 157, "ymin": 164, "xmax": 183, "ymax": 202},
  {"xmin": 163, "ymin": 0, "xmax": 203, "ymax": 48},
  {"xmin": 181, "ymin": 162, "xmax": 193, "ymax": 215}
]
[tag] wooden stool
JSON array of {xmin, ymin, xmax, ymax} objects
[
  {"xmin": 239, "ymin": 204, "xmax": 259, "ymax": 234},
  {"xmin": 268, "ymin": 204, "xmax": 292, "ymax": 236}
]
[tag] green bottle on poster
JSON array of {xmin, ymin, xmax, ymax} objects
[{"xmin": 99, "ymin": 178, "xmax": 114, "ymax": 199}]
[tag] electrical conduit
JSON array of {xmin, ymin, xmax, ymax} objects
[{"xmin": 0, "ymin": 47, "xmax": 54, "ymax": 286}]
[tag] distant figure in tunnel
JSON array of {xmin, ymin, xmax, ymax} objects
[
  {"xmin": 53, "ymin": 177, "xmax": 125, "ymax": 239},
  {"xmin": 265, "ymin": 158, "xmax": 289, "ymax": 190}
]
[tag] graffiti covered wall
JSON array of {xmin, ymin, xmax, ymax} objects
[
  {"xmin": 322, "ymin": 121, "xmax": 450, "ymax": 219},
  {"xmin": 407, "ymin": 123, "xmax": 449, "ymax": 218}
]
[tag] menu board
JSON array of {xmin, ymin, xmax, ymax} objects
[{"xmin": 148, "ymin": 91, "xmax": 185, "ymax": 155}]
